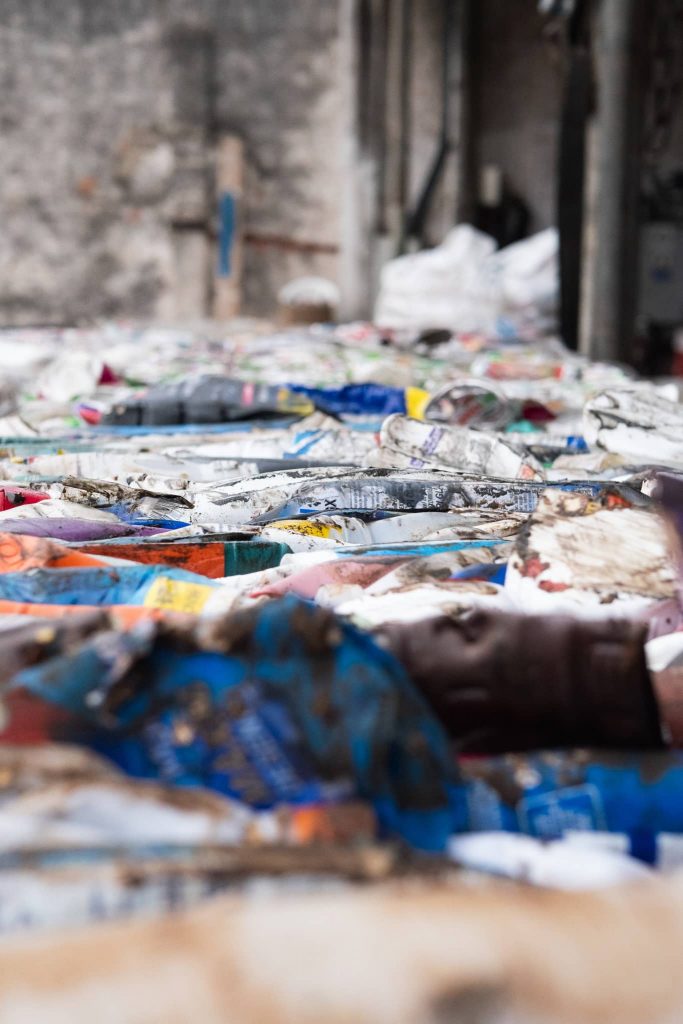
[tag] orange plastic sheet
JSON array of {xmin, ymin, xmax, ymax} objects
[
  {"xmin": 0, "ymin": 600, "xmax": 169, "ymax": 628},
  {"xmin": 78, "ymin": 540, "xmax": 225, "ymax": 578},
  {"xmin": 0, "ymin": 533, "xmax": 114, "ymax": 573}
]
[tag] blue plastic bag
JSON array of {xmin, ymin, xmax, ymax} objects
[
  {"xmin": 451, "ymin": 750, "xmax": 683, "ymax": 862},
  {"xmin": 11, "ymin": 598, "xmax": 456, "ymax": 851}
]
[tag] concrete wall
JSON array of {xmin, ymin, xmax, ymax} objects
[
  {"xmin": 470, "ymin": 0, "xmax": 563, "ymax": 233},
  {"xmin": 0, "ymin": 0, "xmax": 349, "ymax": 325},
  {"xmin": 0, "ymin": 0, "xmax": 568, "ymax": 327}
]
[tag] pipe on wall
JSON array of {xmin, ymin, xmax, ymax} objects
[
  {"xmin": 396, "ymin": 0, "xmax": 413, "ymax": 253},
  {"xmin": 589, "ymin": 0, "xmax": 638, "ymax": 361}
]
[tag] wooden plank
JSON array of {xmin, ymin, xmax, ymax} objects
[{"xmin": 213, "ymin": 135, "xmax": 244, "ymax": 321}]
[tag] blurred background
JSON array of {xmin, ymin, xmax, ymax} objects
[{"xmin": 0, "ymin": 0, "xmax": 682, "ymax": 371}]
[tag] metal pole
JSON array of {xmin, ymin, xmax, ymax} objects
[
  {"xmin": 453, "ymin": 0, "xmax": 473, "ymax": 224},
  {"xmin": 373, "ymin": 0, "xmax": 390, "ymax": 234},
  {"xmin": 589, "ymin": 0, "xmax": 637, "ymax": 362},
  {"xmin": 397, "ymin": 0, "xmax": 413, "ymax": 253},
  {"xmin": 557, "ymin": 0, "xmax": 591, "ymax": 352}
]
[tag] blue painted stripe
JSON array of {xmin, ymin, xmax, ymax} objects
[
  {"xmin": 333, "ymin": 539, "xmax": 507, "ymax": 559},
  {"xmin": 218, "ymin": 192, "xmax": 236, "ymax": 277}
]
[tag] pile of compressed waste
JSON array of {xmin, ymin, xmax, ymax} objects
[{"xmin": 0, "ymin": 318, "xmax": 681, "ymax": 946}]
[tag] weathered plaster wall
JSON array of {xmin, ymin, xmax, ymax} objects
[
  {"xmin": 214, "ymin": 1, "xmax": 346, "ymax": 315},
  {"xmin": 0, "ymin": 0, "xmax": 347, "ymax": 324}
]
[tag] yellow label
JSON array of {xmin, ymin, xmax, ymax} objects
[
  {"xmin": 268, "ymin": 519, "xmax": 332, "ymax": 537},
  {"xmin": 277, "ymin": 387, "xmax": 315, "ymax": 417},
  {"xmin": 144, "ymin": 577, "xmax": 213, "ymax": 613},
  {"xmin": 405, "ymin": 387, "xmax": 430, "ymax": 420}
]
